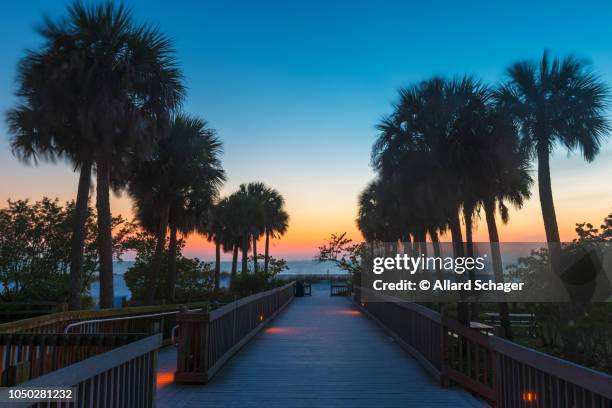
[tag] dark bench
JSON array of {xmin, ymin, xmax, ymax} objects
[
  {"xmin": 484, "ymin": 312, "xmax": 538, "ymax": 337},
  {"xmin": 330, "ymin": 284, "xmax": 350, "ymax": 296}
]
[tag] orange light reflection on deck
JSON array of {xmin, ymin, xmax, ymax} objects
[
  {"xmin": 264, "ymin": 327, "xmax": 300, "ymax": 334},
  {"xmin": 336, "ymin": 309, "xmax": 361, "ymax": 316},
  {"xmin": 522, "ymin": 392, "xmax": 537, "ymax": 402},
  {"xmin": 157, "ymin": 371, "xmax": 174, "ymax": 389}
]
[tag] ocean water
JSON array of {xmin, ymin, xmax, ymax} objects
[{"xmin": 89, "ymin": 260, "xmax": 344, "ymax": 301}]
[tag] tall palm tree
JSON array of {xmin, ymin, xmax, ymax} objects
[
  {"xmin": 222, "ymin": 193, "xmax": 247, "ymax": 280},
  {"xmin": 224, "ymin": 189, "xmax": 261, "ymax": 276},
  {"xmin": 130, "ymin": 114, "xmax": 224, "ymax": 304},
  {"xmin": 457, "ymin": 102, "xmax": 533, "ymax": 338},
  {"xmin": 370, "ymin": 76, "xmax": 491, "ymax": 325},
  {"xmin": 259, "ymin": 187, "xmax": 289, "ymax": 274},
  {"xmin": 205, "ymin": 198, "xmax": 231, "ymax": 289},
  {"xmin": 242, "ymin": 183, "xmax": 270, "ymax": 273},
  {"xmin": 497, "ymin": 52, "xmax": 609, "ymax": 249},
  {"xmin": 7, "ymin": 2, "xmax": 185, "ymax": 308},
  {"xmin": 498, "ymin": 55, "xmax": 609, "ymax": 352}
]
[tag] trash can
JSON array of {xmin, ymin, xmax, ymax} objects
[{"xmin": 295, "ymin": 281, "xmax": 305, "ymax": 297}]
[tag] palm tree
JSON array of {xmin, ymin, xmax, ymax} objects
[
  {"xmin": 371, "ymin": 76, "xmax": 491, "ymax": 325},
  {"xmin": 497, "ymin": 52, "xmax": 609, "ymax": 249},
  {"xmin": 206, "ymin": 198, "xmax": 230, "ymax": 289},
  {"xmin": 458, "ymin": 103, "xmax": 533, "ymax": 338},
  {"xmin": 224, "ymin": 189, "xmax": 261, "ymax": 276},
  {"xmin": 222, "ymin": 193, "xmax": 247, "ymax": 281},
  {"xmin": 242, "ymin": 183, "xmax": 270, "ymax": 273},
  {"xmin": 258, "ymin": 187, "xmax": 289, "ymax": 274},
  {"xmin": 8, "ymin": 2, "xmax": 185, "ymax": 308},
  {"xmin": 130, "ymin": 114, "xmax": 224, "ymax": 304},
  {"xmin": 7, "ymin": 97, "xmax": 92, "ymax": 310},
  {"xmin": 498, "ymin": 55, "xmax": 609, "ymax": 351}
]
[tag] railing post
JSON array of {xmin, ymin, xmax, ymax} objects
[
  {"xmin": 439, "ymin": 313, "xmax": 450, "ymax": 387},
  {"xmin": 232, "ymin": 295, "xmax": 237, "ymax": 346},
  {"xmin": 175, "ymin": 311, "xmax": 209, "ymax": 384},
  {"xmin": 493, "ymin": 350, "xmax": 502, "ymax": 406}
]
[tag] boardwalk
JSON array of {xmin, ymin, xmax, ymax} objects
[{"xmin": 156, "ymin": 283, "xmax": 484, "ymax": 407}]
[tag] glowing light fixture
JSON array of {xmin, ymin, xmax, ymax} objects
[
  {"xmin": 156, "ymin": 371, "xmax": 174, "ymax": 389},
  {"xmin": 259, "ymin": 314, "xmax": 264, "ymax": 322},
  {"xmin": 522, "ymin": 392, "xmax": 537, "ymax": 402}
]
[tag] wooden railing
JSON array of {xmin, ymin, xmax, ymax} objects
[
  {"xmin": 0, "ymin": 301, "xmax": 68, "ymax": 324},
  {"xmin": 0, "ymin": 302, "xmax": 208, "ymax": 346},
  {"xmin": 0, "ymin": 333, "xmax": 160, "ymax": 408},
  {"xmin": 354, "ymin": 286, "xmax": 612, "ymax": 407},
  {"xmin": 0, "ymin": 332, "xmax": 146, "ymax": 386},
  {"xmin": 330, "ymin": 283, "xmax": 351, "ymax": 297},
  {"xmin": 175, "ymin": 282, "xmax": 295, "ymax": 383},
  {"xmin": 277, "ymin": 273, "xmax": 351, "ymax": 282}
]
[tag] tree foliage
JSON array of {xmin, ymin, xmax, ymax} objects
[
  {"xmin": 0, "ymin": 198, "xmax": 127, "ymax": 302},
  {"xmin": 121, "ymin": 228, "xmax": 215, "ymax": 302},
  {"xmin": 315, "ymin": 232, "xmax": 363, "ymax": 276}
]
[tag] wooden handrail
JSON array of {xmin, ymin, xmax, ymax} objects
[
  {"xmin": 490, "ymin": 335, "xmax": 612, "ymax": 399},
  {"xmin": 175, "ymin": 282, "xmax": 296, "ymax": 384},
  {"xmin": 0, "ymin": 301, "xmax": 209, "ymax": 334},
  {"xmin": 353, "ymin": 286, "xmax": 612, "ymax": 405},
  {"xmin": 0, "ymin": 334, "xmax": 161, "ymax": 408},
  {"xmin": 358, "ymin": 285, "xmax": 441, "ymax": 323}
]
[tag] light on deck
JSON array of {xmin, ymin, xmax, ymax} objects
[
  {"xmin": 157, "ymin": 371, "xmax": 174, "ymax": 389},
  {"xmin": 265, "ymin": 327, "xmax": 293, "ymax": 334},
  {"xmin": 259, "ymin": 313, "xmax": 264, "ymax": 322},
  {"xmin": 337, "ymin": 309, "xmax": 361, "ymax": 316},
  {"xmin": 522, "ymin": 392, "xmax": 537, "ymax": 402}
]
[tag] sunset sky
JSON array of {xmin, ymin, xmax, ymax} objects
[{"xmin": 1, "ymin": 1, "xmax": 611, "ymax": 260}]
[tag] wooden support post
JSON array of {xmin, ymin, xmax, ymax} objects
[{"xmin": 174, "ymin": 311, "xmax": 209, "ymax": 384}]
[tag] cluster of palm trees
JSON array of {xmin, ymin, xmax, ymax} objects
[
  {"xmin": 358, "ymin": 53, "xmax": 610, "ymax": 337},
  {"xmin": 128, "ymin": 115, "xmax": 225, "ymax": 304},
  {"xmin": 5, "ymin": 2, "xmax": 289, "ymax": 308},
  {"xmin": 209, "ymin": 183, "xmax": 289, "ymax": 286}
]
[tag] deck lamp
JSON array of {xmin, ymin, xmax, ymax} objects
[{"xmin": 522, "ymin": 391, "xmax": 537, "ymax": 402}]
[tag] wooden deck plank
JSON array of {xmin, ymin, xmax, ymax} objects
[{"xmin": 156, "ymin": 283, "xmax": 484, "ymax": 407}]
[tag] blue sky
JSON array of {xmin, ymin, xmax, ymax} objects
[{"xmin": 1, "ymin": 0, "xmax": 612, "ymax": 258}]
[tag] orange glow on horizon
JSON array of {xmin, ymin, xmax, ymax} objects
[{"xmin": 3, "ymin": 147, "xmax": 610, "ymax": 261}]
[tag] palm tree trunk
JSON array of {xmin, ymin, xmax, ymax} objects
[
  {"xmin": 68, "ymin": 158, "xmax": 92, "ymax": 310},
  {"xmin": 537, "ymin": 146, "xmax": 561, "ymax": 244},
  {"xmin": 417, "ymin": 229, "xmax": 427, "ymax": 259},
  {"xmin": 264, "ymin": 229, "xmax": 270, "ymax": 274},
  {"xmin": 463, "ymin": 205, "xmax": 479, "ymax": 322},
  {"xmin": 415, "ymin": 228, "xmax": 427, "ymax": 276},
  {"xmin": 449, "ymin": 210, "xmax": 469, "ymax": 325},
  {"xmin": 252, "ymin": 235, "xmax": 258, "ymax": 273},
  {"xmin": 483, "ymin": 197, "xmax": 513, "ymax": 340},
  {"xmin": 537, "ymin": 145, "xmax": 570, "ymax": 301},
  {"xmin": 430, "ymin": 229, "xmax": 443, "ymax": 281},
  {"xmin": 403, "ymin": 234, "xmax": 412, "ymax": 257},
  {"xmin": 147, "ymin": 205, "xmax": 169, "ymax": 305},
  {"xmin": 241, "ymin": 235, "xmax": 249, "ymax": 275},
  {"xmin": 214, "ymin": 241, "xmax": 221, "ymax": 289},
  {"xmin": 538, "ymin": 147, "xmax": 578, "ymax": 354},
  {"xmin": 231, "ymin": 245, "xmax": 238, "ymax": 281},
  {"xmin": 167, "ymin": 223, "xmax": 178, "ymax": 303},
  {"xmin": 95, "ymin": 157, "xmax": 114, "ymax": 309}
]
